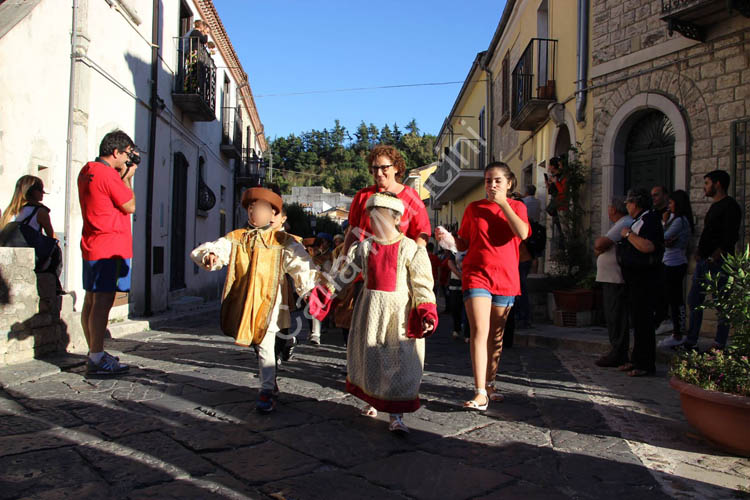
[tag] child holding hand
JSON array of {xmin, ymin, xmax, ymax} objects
[{"xmin": 311, "ymin": 192, "xmax": 438, "ymax": 433}]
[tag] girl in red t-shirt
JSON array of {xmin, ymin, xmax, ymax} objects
[{"xmin": 437, "ymin": 162, "xmax": 529, "ymax": 411}]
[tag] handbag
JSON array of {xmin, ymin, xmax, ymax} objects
[
  {"xmin": 615, "ymin": 215, "xmax": 663, "ymax": 271},
  {"xmin": 0, "ymin": 206, "xmax": 58, "ymax": 272}
]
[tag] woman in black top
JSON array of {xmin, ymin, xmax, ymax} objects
[{"xmin": 617, "ymin": 188, "xmax": 664, "ymax": 376}]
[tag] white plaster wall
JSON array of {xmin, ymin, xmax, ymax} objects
[
  {"xmin": 0, "ymin": 0, "xmax": 71, "ymax": 241},
  {"xmin": 1, "ymin": 0, "xmax": 259, "ymax": 317}
]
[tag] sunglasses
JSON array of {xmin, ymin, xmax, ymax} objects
[{"xmin": 369, "ymin": 164, "xmax": 393, "ymax": 174}]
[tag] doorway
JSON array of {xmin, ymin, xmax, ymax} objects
[
  {"xmin": 624, "ymin": 110, "xmax": 675, "ymax": 193},
  {"xmin": 170, "ymin": 153, "xmax": 189, "ymax": 291}
]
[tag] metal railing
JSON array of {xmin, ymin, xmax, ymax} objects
[
  {"xmin": 511, "ymin": 38, "xmax": 558, "ymax": 118},
  {"xmin": 174, "ymin": 36, "xmax": 217, "ymax": 112},
  {"xmin": 221, "ymin": 106, "xmax": 242, "ymax": 149},
  {"xmin": 237, "ymin": 150, "xmax": 266, "ymax": 186},
  {"xmin": 661, "ymin": 0, "xmax": 711, "ymax": 13},
  {"xmin": 427, "ymin": 138, "xmax": 484, "ymax": 197}
]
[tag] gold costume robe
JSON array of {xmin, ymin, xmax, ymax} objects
[{"xmin": 190, "ymin": 227, "xmax": 320, "ymax": 346}]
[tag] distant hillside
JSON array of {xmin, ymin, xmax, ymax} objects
[{"xmin": 267, "ymin": 119, "xmax": 436, "ymax": 195}]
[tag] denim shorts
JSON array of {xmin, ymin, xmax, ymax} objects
[
  {"xmin": 463, "ymin": 288, "xmax": 515, "ymax": 307},
  {"xmin": 82, "ymin": 258, "xmax": 131, "ymax": 292}
]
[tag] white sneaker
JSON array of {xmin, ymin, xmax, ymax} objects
[
  {"xmin": 655, "ymin": 321, "xmax": 674, "ymax": 336},
  {"xmin": 658, "ymin": 336, "xmax": 685, "ymax": 348},
  {"xmin": 309, "ymin": 334, "xmax": 320, "ymax": 345}
]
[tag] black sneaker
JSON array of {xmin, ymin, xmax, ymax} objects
[
  {"xmin": 282, "ymin": 337, "xmax": 297, "ymax": 361},
  {"xmin": 86, "ymin": 353, "xmax": 129, "ymax": 376}
]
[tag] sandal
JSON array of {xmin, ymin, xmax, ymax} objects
[
  {"xmin": 617, "ymin": 363, "xmax": 634, "ymax": 372},
  {"xmin": 486, "ymin": 384, "xmax": 505, "ymax": 402},
  {"xmin": 389, "ymin": 414, "xmax": 409, "ymax": 434},
  {"xmin": 463, "ymin": 388, "xmax": 489, "ymax": 411},
  {"xmin": 360, "ymin": 405, "xmax": 378, "ymax": 418}
]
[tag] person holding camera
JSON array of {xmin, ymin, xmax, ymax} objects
[
  {"xmin": 77, "ymin": 130, "xmax": 138, "ymax": 376},
  {"xmin": 545, "ymin": 157, "xmax": 567, "ymax": 248}
]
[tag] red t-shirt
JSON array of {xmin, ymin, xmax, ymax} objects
[
  {"xmin": 458, "ymin": 199, "xmax": 530, "ymax": 296},
  {"xmin": 348, "ymin": 185, "xmax": 431, "ymax": 242},
  {"xmin": 78, "ymin": 161, "xmax": 134, "ymax": 260}
]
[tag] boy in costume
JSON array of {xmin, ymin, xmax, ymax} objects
[{"xmin": 191, "ymin": 188, "xmax": 320, "ymax": 412}]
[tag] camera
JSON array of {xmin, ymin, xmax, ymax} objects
[{"xmin": 126, "ymin": 151, "xmax": 141, "ymax": 166}]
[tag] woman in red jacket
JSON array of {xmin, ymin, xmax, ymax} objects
[{"xmin": 438, "ymin": 162, "xmax": 529, "ymax": 411}]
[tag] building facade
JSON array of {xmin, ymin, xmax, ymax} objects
[
  {"xmin": 428, "ymin": 52, "xmax": 489, "ymax": 232},
  {"xmin": 589, "ymin": 0, "xmax": 750, "ymax": 246},
  {"xmin": 0, "ymin": 0, "xmax": 266, "ymax": 317}
]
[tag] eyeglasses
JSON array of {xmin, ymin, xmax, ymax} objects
[{"xmin": 369, "ymin": 165, "xmax": 393, "ymax": 174}]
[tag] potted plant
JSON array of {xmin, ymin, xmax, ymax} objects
[
  {"xmin": 548, "ymin": 145, "xmax": 595, "ymax": 314},
  {"xmin": 669, "ymin": 246, "xmax": 750, "ymax": 456}
]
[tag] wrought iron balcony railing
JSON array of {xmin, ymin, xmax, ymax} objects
[
  {"xmin": 173, "ymin": 36, "xmax": 217, "ymax": 121},
  {"xmin": 661, "ymin": 0, "xmax": 750, "ymax": 42},
  {"xmin": 511, "ymin": 38, "xmax": 558, "ymax": 131},
  {"xmin": 220, "ymin": 106, "xmax": 243, "ymax": 159},
  {"xmin": 237, "ymin": 151, "xmax": 266, "ymax": 187}
]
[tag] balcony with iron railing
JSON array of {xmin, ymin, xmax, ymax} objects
[
  {"xmin": 510, "ymin": 38, "xmax": 558, "ymax": 131},
  {"xmin": 661, "ymin": 0, "xmax": 750, "ymax": 41},
  {"xmin": 237, "ymin": 149, "xmax": 266, "ymax": 187},
  {"xmin": 220, "ymin": 106, "xmax": 243, "ymax": 159},
  {"xmin": 172, "ymin": 36, "xmax": 217, "ymax": 121},
  {"xmin": 429, "ymin": 139, "xmax": 486, "ymax": 205}
]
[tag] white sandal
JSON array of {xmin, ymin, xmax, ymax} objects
[
  {"xmin": 360, "ymin": 405, "xmax": 378, "ymax": 418},
  {"xmin": 389, "ymin": 414, "xmax": 409, "ymax": 434},
  {"xmin": 463, "ymin": 388, "xmax": 489, "ymax": 411}
]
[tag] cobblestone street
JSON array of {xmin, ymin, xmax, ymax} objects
[{"xmin": 0, "ymin": 312, "xmax": 748, "ymax": 499}]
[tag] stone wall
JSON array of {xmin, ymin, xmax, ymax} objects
[
  {"xmin": 589, "ymin": 27, "xmax": 750, "ymax": 237},
  {"xmin": 0, "ymin": 248, "xmax": 87, "ymax": 365}
]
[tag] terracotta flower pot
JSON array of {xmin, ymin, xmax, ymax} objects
[
  {"xmin": 552, "ymin": 289, "xmax": 594, "ymax": 313},
  {"xmin": 669, "ymin": 376, "xmax": 750, "ymax": 456}
]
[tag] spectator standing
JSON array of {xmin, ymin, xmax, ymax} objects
[
  {"xmin": 617, "ymin": 189, "xmax": 664, "ymax": 377},
  {"xmin": 77, "ymin": 130, "xmax": 137, "ymax": 376},
  {"xmin": 684, "ymin": 170, "xmax": 742, "ymax": 351},
  {"xmin": 657, "ymin": 190, "xmax": 694, "ymax": 348},
  {"xmin": 593, "ymin": 197, "xmax": 634, "ymax": 367}
]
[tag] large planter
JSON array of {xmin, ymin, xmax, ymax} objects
[
  {"xmin": 669, "ymin": 377, "xmax": 750, "ymax": 456},
  {"xmin": 552, "ymin": 288, "xmax": 594, "ymax": 313}
]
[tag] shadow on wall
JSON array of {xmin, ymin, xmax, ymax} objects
[
  {"xmin": 0, "ymin": 267, "xmax": 9, "ymax": 304},
  {"xmin": 6, "ymin": 273, "xmax": 73, "ymax": 360}
]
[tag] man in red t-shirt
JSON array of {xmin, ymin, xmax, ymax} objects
[{"xmin": 77, "ymin": 130, "xmax": 137, "ymax": 376}]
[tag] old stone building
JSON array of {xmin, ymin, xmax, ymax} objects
[{"xmin": 589, "ymin": 1, "xmax": 750, "ymax": 246}]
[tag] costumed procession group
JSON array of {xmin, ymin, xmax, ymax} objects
[
  {"xmin": 190, "ymin": 144, "xmax": 531, "ymax": 434},
  {"xmin": 1, "ymin": 133, "xmax": 530, "ymax": 435}
]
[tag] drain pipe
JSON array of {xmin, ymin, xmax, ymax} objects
[
  {"xmin": 143, "ymin": 0, "xmax": 159, "ymax": 316},
  {"xmin": 576, "ymin": 0, "xmax": 589, "ymax": 123},
  {"xmin": 63, "ymin": 0, "xmax": 79, "ymax": 291},
  {"xmin": 482, "ymin": 62, "xmax": 494, "ymax": 162}
]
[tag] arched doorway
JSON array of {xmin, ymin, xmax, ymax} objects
[
  {"xmin": 624, "ymin": 110, "xmax": 675, "ymax": 193},
  {"xmin": 599, "ymin": 92, "xmax": 689, "ymax": 233},
  {"xmin": 554, "ymin": 124, "xmax": 571, "ymax": 158}
]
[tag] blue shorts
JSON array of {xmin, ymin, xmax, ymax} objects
[
  {"xmin": 82, "ymin": 258, "xmax": 131, "ymax": 292},
  {"xmin": 463, "ymin": 288, "xmax": 515, "ymax": 308}
]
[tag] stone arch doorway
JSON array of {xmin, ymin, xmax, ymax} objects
[
  {"xmin": 554, "ymin": 124, "xmax": 571, "ymax": 158},
  {"xmin": 599, "ymin": 92, "xmax": 689, "ymax": 231},
  {"xmin": 624, "ymin": 110, "xmax": 675, "ymax": 193}
]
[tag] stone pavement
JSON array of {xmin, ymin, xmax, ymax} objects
[{"xmin": 0, "ymin": 312, "xmax": 748, "ymax": 499}]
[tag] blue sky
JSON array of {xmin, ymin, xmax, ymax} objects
[{"xmin": 214, "ymin": 1, "xmax": 505, "ymax": 140}]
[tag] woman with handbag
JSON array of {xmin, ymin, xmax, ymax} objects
[
  {"xmin": 1, "ymin": 176, "xmax": 55, "ymax": 238},
  {"xmin": 0, "ymin": 176, "xmax": 62, "ymax": 290},
  {"xmin": 616, "ymin": 188, "xmax": 665, "ymax": 377}
]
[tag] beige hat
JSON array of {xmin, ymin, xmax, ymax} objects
[{"xmin": 365, "ymin": 192, "xmax": 404, "ymax": 216}]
